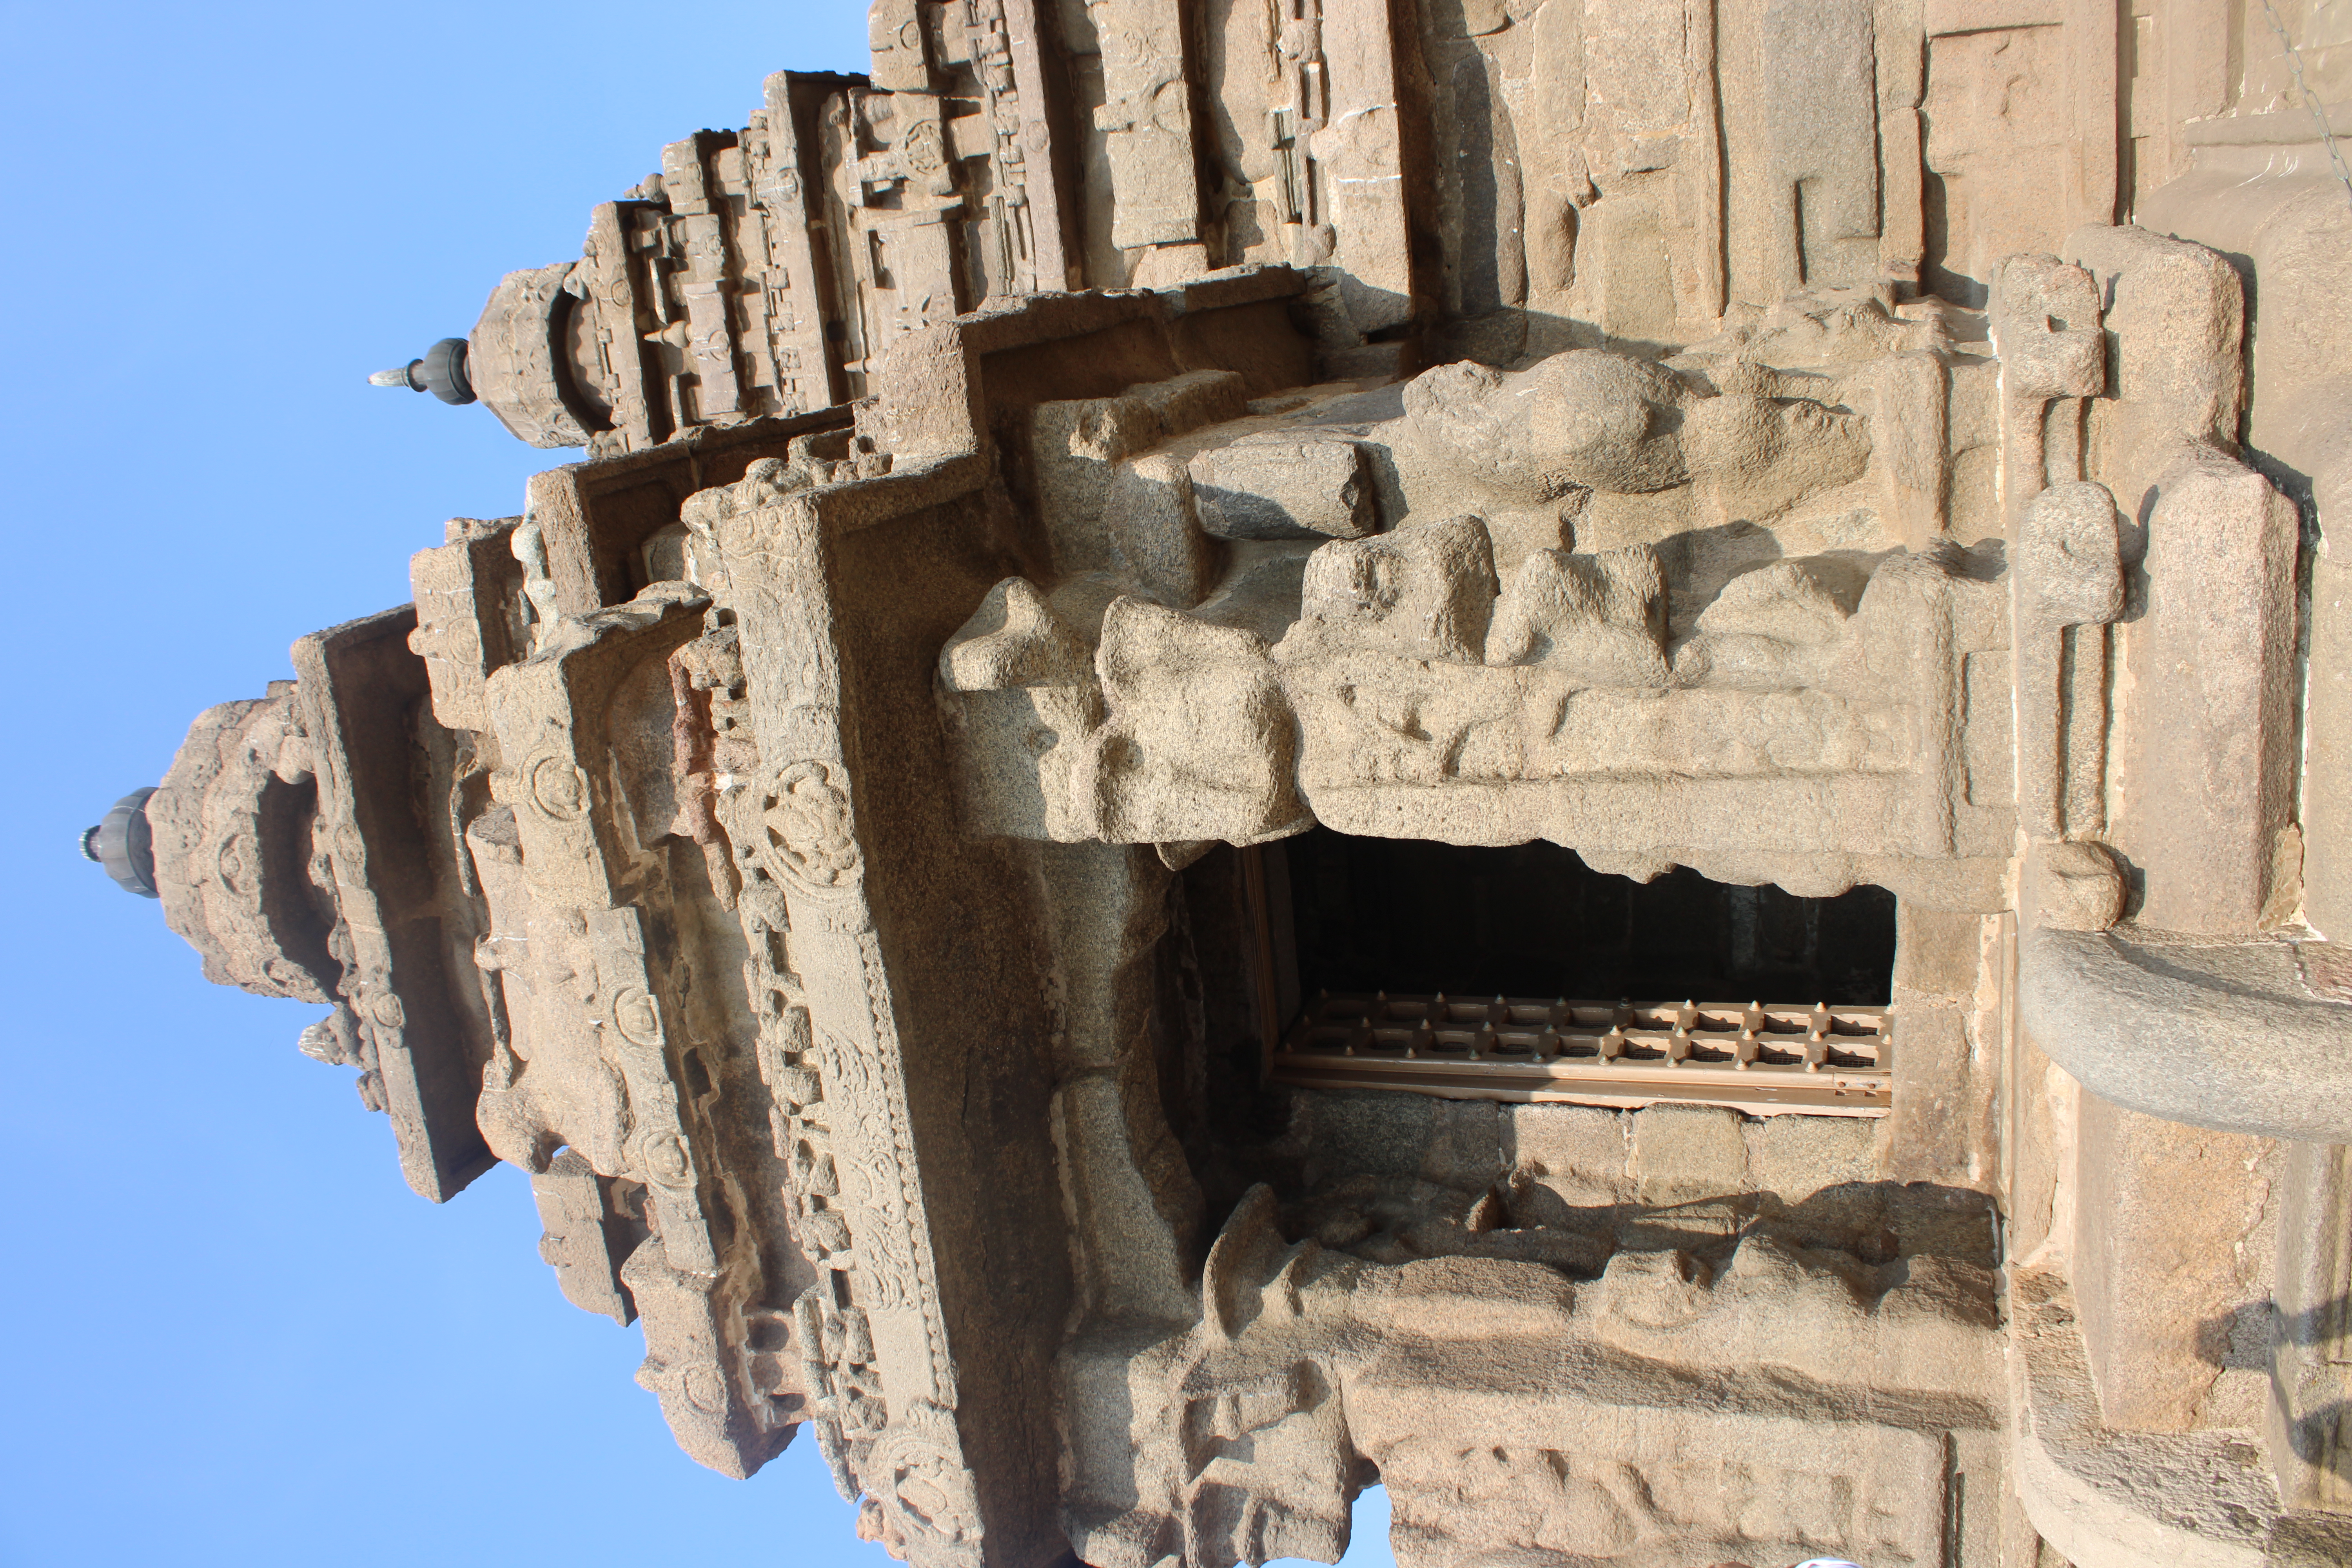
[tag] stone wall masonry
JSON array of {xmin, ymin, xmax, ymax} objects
[{"xmin": 106, "ymin": 3, "xmax": 2352, "ymax": 1564}]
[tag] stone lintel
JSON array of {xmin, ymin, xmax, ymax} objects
[
  {"xmin": 293, "ymin": 606, "xmax": 495, "ymax": 1203},
  {"xmin": 527, "ymin": 405, "xmax": 857, "ymax": 618}
]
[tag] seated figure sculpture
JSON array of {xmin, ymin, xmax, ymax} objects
[
  {"xmin": 1388, "ymin": 346, "xmax": 1875, "ymax": 541},
  {"xmin": 940, "ymin": 313, "xmax": 1999, "ymax": 902}
]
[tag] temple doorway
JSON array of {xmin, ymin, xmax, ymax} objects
[
  {"xmin": 1277, "ymin": 829, "xmax": 1897, "ymax": 1008},
  {"xmin": 1251, "ymin": 829, "xmax": 1900, "ymax": 1114}
]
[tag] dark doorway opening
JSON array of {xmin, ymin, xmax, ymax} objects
[{"xmin": 1279, "ymin": 828, "xmax": 1898, "ymax": 1008}]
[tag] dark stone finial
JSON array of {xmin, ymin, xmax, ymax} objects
[
  {"xmin": 85, "ymin": 788, "xmax": 160, "ymax": 899},
  {"xmin": 367, "ymin": 338, "xmax": 476, "ymax": 405}
]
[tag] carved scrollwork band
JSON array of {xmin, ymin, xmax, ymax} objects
[
  {"xmin": 750, "ymin": 758, "xmax": 862, "ymax": 890},
  {"xmin": 712, "ymin": 488, "xmax": 973, "ymax": 1563}
]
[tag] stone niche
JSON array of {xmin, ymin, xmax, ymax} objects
[{"xmin": 106, "ymin": 2, "xmax": 2352, "ymax": 1566}]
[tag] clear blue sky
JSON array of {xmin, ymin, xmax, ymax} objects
[{"xmin": 0, "ymin": 3, "xmax": 1393, "ymax": 1564}]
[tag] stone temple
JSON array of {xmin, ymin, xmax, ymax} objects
[{"xmin": 82, "ymin": 1, "xmax": 2352, "ymax": 1563}]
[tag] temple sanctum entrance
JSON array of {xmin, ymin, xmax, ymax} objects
[
  {"xmin": 1279, "ymin": 830, "xmax": 1897, "ymax": 1004},
  {"xmin": 1256, "ymin": 833, "xmax": 1899, "ymax": 1115}
]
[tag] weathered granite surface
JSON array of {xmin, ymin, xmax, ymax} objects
[{"xmin": 96, "ymin": 3, "xmax": 2352, "ymax": 1565}]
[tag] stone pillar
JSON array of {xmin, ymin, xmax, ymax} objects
[
  {"xmin": 2071, "ymin": 1091, "xmax": 2276, "ymax": 1432},
  {"xmin": 2269, "ymin": 1140, "xmax": 2352, "ymax": 1512}
]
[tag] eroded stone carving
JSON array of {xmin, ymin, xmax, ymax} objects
[{"xmin": 98, "ymin": 5, "xmax": 2352, "ymax": 1566}]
